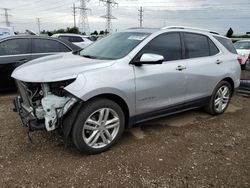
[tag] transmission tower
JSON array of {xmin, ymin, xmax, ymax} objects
[
  {"xmin": 100, "ymin": 0, "xmax": 118, "ymax": 33},
  {"xmin": 72, "ymin": 3, "xmax": 77, "ymax": 28},
  {"xmin": 1, "ymin": 8, "xmax": 11, "ymax": 26},
  {"xmin": 78, "ymin": 0, "xmax": 91, "ymax": 34},
  {"xmin": 138, "ymin": 7, "xmax": 143, "ymax": 28},
  {"xmin": 36, "ymin": 18, "xmax": 41, "ymax": 34}
]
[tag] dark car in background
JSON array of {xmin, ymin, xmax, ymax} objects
[{"xmin": 0, "ymin": 36, "xmax": 80, "ymax": 91}]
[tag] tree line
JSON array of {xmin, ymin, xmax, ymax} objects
[{"xmin": 40, "ymin": 27, "xmax": 108, "ymax": 36}]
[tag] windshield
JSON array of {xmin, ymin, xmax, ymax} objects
[
  {"xmin": 80, "ymin": 32, "xmax": 150, "ymax": 60},
  {"xmin": 234, "ymin": 41, "xmax": 250, "ymax": 50}
]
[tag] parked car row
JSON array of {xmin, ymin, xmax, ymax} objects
[
  {"xmin": 52, "ymin": 33, "xmax": 94, "ymax": 49},
  {"xmin": 234, "ymin": 40, "xmax": 250, "ymax": 70},
  {"xmin": 0, "ymin": 36, "xmax": 81, "ymax": 90}
]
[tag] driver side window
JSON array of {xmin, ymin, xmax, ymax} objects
[{"xmin": 138, "ymin": 32, "xmax": 182, "ymax": 62}]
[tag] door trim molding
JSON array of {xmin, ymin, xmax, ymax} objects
[{"xmin": 128, "ymin": 96, "xmax": 210, "ymax": 126}]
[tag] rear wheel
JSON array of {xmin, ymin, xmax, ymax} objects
[
  {"xmin": 72, "ymin": 98, "xmax": 125, "ymax": 154},
  {"xmin": 205, "ymin": 81, "xmax": 232, "ymax": 115}
]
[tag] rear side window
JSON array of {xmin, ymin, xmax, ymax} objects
[
  {"xmin": 33, "ymin": 39, "xmax": 70, "ymax": 53},
  {"xmin": 70, "ymin": 36, "xmax": 84, "ymax": 42},
  {"xmin": 184, "ymin": 33, "xmax": 209, "ymax": 58},
  {"xmin": 59, "ymin": 36, "xmax": 83, "ymax": 43},
  {"xmin": 140, "ymin": 32, "xmax": 182, "ymax": 61},
  {"xmin": 0, "ymin": 38, "xmax": 30, "ymax": 56},
  {"xmin": 214, "ymin": 36, "xmax": 237, "ymax": 54}
]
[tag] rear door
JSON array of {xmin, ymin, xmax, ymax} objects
[
  {"xmin": 31, "ymin": 38, "xmax": 71, "ymax": 60},
  {"xmin": 182, "ymin": 32, "xmax": 223, "ymax": 101},
  {"xmin": 133, "ymin": 32, "xmax": 187, "ymax": 117},
  {"xmin": 0, "ymin": 38, "xmax": 31, "ymax": 90}
]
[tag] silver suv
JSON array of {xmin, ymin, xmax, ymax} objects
[{"xmin": 12, "ymin": 27, "xmax": 241, "ymax": 154}]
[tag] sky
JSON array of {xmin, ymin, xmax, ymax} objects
[{"xmin": 0, "ymin": 0, "xmax": 250, "ymax": 35}]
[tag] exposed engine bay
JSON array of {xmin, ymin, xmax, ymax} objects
[{"xmin": 14, "ymin": 79, "xmax": 77, "ymax": 131}]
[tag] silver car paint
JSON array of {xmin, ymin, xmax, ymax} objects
[
  {"xmin": 12, "ymin": 28, "xmax": 241, "ymax": 118},
  {"xmin": 12, "ymin": 52, "xmax": 115, "ymax": 83}
]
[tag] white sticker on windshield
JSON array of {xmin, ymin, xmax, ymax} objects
[{"xmin": 128, "ymin": 35, "xmax": 147, "ymax": 41}]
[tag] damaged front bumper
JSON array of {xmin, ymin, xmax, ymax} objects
[{"xmin": 13, "ymin": 81, "xmax": 78, "ymax": 132}]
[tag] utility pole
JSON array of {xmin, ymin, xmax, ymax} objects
[
  {"xmin": 1, "ymin": 8, "xmax": 11, "ymax": 26},
  {"xmin": 78, "ymin": 0, "xmax": 91, "ymax": 35},
  {"xmin": 100, "ymin": 0, "xmax": 118, "ymax": 34},
  {"xmin": 72, "ymin": 3, "xmax": 76, "ymax": 28},
  {"xmin": 138, "ymin": 6, "xmax": 143, "ymax": 28},
  {"xmin": 36, "ymin": 18, "xmax": 41, "ymax": 34}
]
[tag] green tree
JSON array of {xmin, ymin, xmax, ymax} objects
[{"xmin": 91, "ymin": 30, "xmax": 98, "ymax": 35}]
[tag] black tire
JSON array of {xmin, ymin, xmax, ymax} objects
[
  {"xmin": 241, "ymin": 64, "xmax": 246, "ymax": 70},
  {"xmin": 72, "ymin": 98, "xmax": 125, "ymax": 154},
  {"xmin": 205, "ymin": 81, "xmax": 232, "ymax": 115}
]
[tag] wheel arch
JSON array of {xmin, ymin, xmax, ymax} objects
[
  {"xmin": 222, "ymin": 77, "xmax": 235, "ymax": 94},
  {"xmin": 62, "ymin": 93, "xmax": 131, "ymax": 141},
  {"xmin": 86, "ymin": 93, "xmax": 130, "ymax": 128}
]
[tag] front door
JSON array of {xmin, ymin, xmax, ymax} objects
[{"xmin": 133, "ymin": 32, "xmax": 187, "ymax": 116}]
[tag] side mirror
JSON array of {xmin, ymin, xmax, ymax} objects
[{"xmin": 133, "ymin": 53, "xmax": 164, "ymax": 66}]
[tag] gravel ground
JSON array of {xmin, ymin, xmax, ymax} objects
[{"xmin": 0, "ymin": 72, "xmax": 250, "ymax": 188}]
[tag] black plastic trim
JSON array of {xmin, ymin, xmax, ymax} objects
[{"xmin": 129, "ymin": 97, "xmax": 210, "ymax": 126}]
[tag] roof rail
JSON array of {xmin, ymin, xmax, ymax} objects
[{"xmin": 162, "ymin": 26, "xmax": 220, "ymax": 35}]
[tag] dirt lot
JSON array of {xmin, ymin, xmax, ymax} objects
[{"xmin": 0, "ymin": 72, "xmax": 250, "ymax": 188}]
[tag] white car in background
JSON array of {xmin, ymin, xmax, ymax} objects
[
  {"xmin": 0, "ymin": 26, "xmax": 15, "ymax": 39},
  {"xmin": 234, "ymin": 40, "xmax": 250, "ymax": 69},
  {"xmin": 52, "ymin": 33, "xmax": 93, "ymax": 49}
]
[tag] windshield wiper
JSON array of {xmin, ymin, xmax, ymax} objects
[{"xmin": 81, "ymin": 55, "xmax": 98, "ymax": 59}]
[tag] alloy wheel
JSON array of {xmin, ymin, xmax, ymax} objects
[
  {"xmin": 214, "ymin": 85, "xmax": 230, "ymax": 113},
  {"xmin": 82, "ymin": 108, "xmax": 120, "ymax": 149}
]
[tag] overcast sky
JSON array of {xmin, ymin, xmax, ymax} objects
[{"xmin": 0, "ymin": 0, "xmax": 249, "ymax": 35}]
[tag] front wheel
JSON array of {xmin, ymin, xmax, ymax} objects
[
  {"xmin": 72, "ymin": 98, "xmax": 125, "ymax": 154},
  {"xmin": 205, "ymin": 81, "xmax": 232, "ymax": 115}
]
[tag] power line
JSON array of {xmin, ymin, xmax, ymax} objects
[
  {"xmin": 138, "ymin": 6, "xmax": 143, "ymax": 28},
  {"xmin": 78, "ymin": 0, "xmax": 91, "ymax": 34},
  {"xmin": 100, "ymin": 0, "xmax": 118, "ymax": 33}
]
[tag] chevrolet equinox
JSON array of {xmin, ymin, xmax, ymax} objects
[{"xmin": 12, "ymin": 27, "xmax": 241, "ymax": 154}]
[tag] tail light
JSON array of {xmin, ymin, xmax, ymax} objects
[{"xmin": 237, "ymin": 56, "xmax": 243, "ymax": 64}]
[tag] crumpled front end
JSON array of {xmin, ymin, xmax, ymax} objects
[{"xmin": 14, "ymin": 79, "xmax": 78, "ymax": 131}]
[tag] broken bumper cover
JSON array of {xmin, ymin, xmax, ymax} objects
[
  {"xmin": 13, "ymin": 95, "xmax": 78, "ymax": 131},
  {"xmin": 13, "ymin": 95, "xmax": 44, "ymax": 131}
]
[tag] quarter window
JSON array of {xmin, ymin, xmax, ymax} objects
[
  {"xmin": 214, "ymin": 36, "xmax": 237, "ymax": 54},
  {"xmin": 140, "ymin": 32, "xmax": 182, "ymax": 61},
  {"xmin": 208, "ymin": 39, "xmax": 220, "ymax": 55},
  {"xmin": 0, "ymin": 38, "xmax": 30, "ymax": 56},
  {"xmin": 33, "ymin": 39, "xmax": 70, "ymax": 53}
]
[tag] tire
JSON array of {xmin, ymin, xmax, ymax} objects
[
  {"xmin": 72, "ymin": 98, "xmax": 125, "ymax": 154},
  {"xmin": 205, "ymin": 81, "xmax": 232, "ymax": 115},
  {"xmin": 241, "ymin": 64, "xmax": 246, "ymax": 70}
]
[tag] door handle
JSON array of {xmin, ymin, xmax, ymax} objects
[
  {"xmin": 216, "ymin": 60, "xmax": 223, "ymax": 64},
  {"xmin": 176, "ymin": 65, "xmax": 186, "ymax": 71}
]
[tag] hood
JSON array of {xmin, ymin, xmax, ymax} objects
[{"xmin": 12, "ymin": 53, "xmax": 114, "ymax": 83}]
